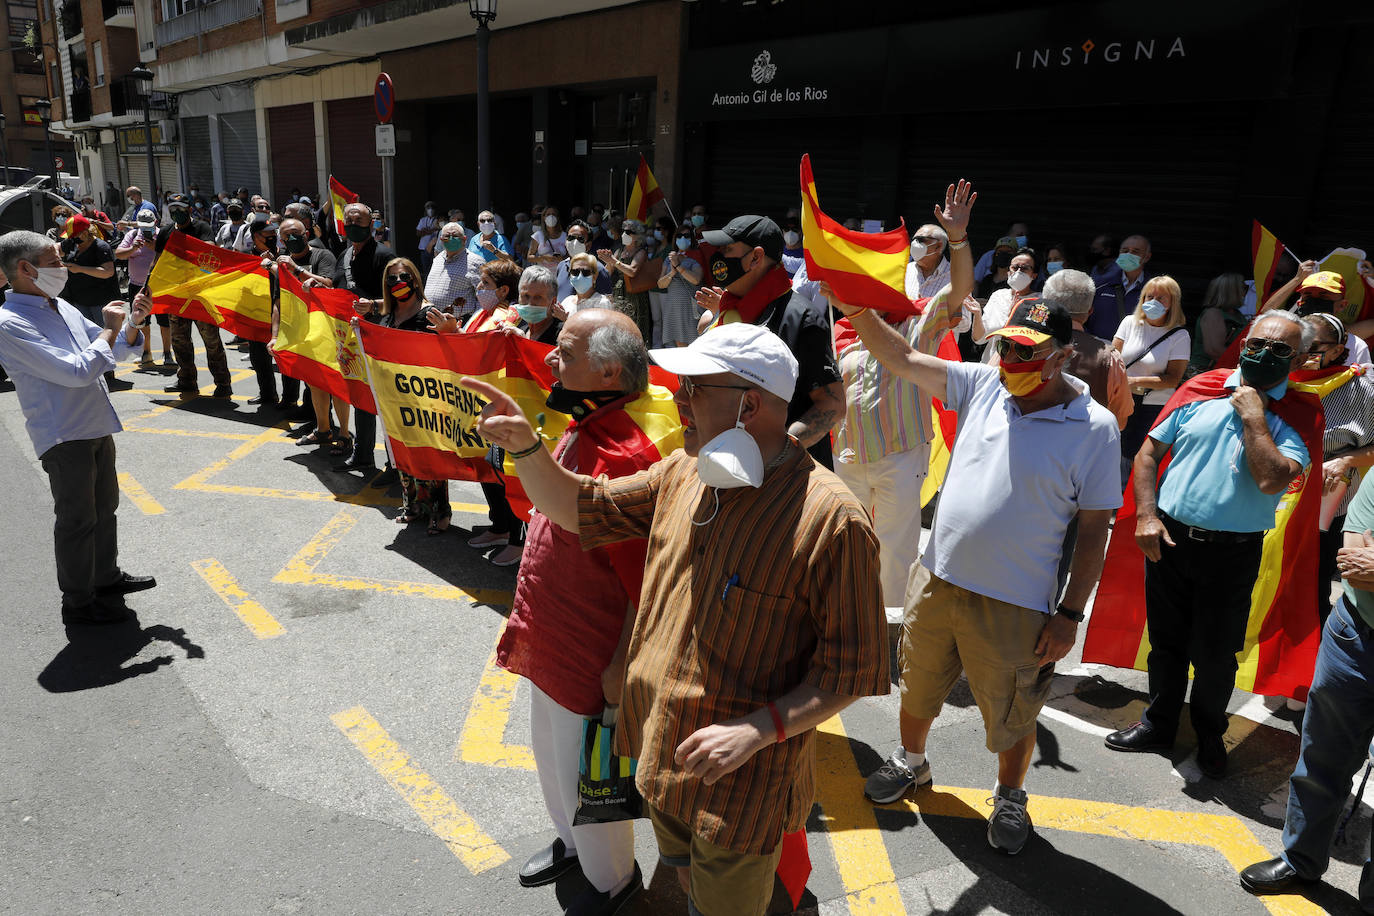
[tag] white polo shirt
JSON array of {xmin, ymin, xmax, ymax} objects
[{"xmin": 923, "ymin": 361, "xmax": 1122, "ymax": 612}]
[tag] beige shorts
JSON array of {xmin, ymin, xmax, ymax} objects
[
  {"xmin": 899, "ymin": 563, "xmax": 1055, "ymax": 753},
  {"xmin": 647, "ymin": 806, "xmax": 783, "ymax": 916}
]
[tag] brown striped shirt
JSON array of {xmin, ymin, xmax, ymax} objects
[{"xmin": 578, "ymin": 442, "xmax": 888, "ymax": 855}]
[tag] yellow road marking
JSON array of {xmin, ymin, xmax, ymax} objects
[
  {"xmin": 455, "ymin": 629, "xmax": 535, "ymax": 770},
  {"xmin": 274, "ymin": 509, "xmax": 512, "ymax": 607},
  {"xmin": 124, "ymin": 426, "xmax": 259, "ymax": 441},
  {"xmin": 191, "ymin": 558, "xmax": 285, "ymax": 638},
  {"xmin": 814, "ymin": 715, "xmax": 904, "ymax": 915},
  {"xmin": 174, "ymin": 425, "xmax": 286, "ymax": 490},
  {"xmin": 332, "ymin": 706, "xmax": 509, "ymax": 874},
  {"xmin": 116, "ymin": 472, "xmax": 164, "ymax": 515}
]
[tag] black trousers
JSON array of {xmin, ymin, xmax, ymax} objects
[
  {"xmin": 1141, "ymin": 517, "xmax": 1264, "ymax": 742},
  {"xmin": 350, "ymin": 409, "xmax": 377, "ymax": 468},
  {"xmin": 247, "ymin": 341, "xmax": 300, "ymax": 404},
  {"xmin": 40, "ymin": 435, "xmax": 121, "ymax": 608},
  {"xmin": 480, "ymin": 481, "xmax": 526, "ymax": 545}
]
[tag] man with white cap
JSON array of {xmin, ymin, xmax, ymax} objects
[{"xmin": 463, "ymin": 322, "xmax": 887, "ymax": 916}]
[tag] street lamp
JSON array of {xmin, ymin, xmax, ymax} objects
[
  {"xmin": 32, "ymin": 97, "xmax": 58, "ymax": 192},
  {"xmin": 129, "ymin": 65, "xmax": 157, "ymax": 200},
  {"xmin": 469, "ymin": 0, "xmax": 497, "ymax": 211}
]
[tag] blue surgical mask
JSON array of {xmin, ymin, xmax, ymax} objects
[
  {"xmin": 690, "ymin": 214, "xmax": 705, "ymax": 227},
  {"xmin": 1116, "ymin": 252, "xmax": 1142, "ymax": 272},
  {"xmin": 1015, "ymin": 234, "xmax": 1028, "ymax": 248},
  {"xmin": 675, "ymin": 237, "xmax": 691, "ymax": 252},
  {"xmin": 1045, "ymin": 260, "xmax": 1064, "ymax": 274},
  {"xmin": 570, "ymin": 274, "xmax": 594, "ymax": 295},
  {"xmin": 515, "ymin": 304, "xmax": 548, "ymax": 324},
  {"xmin": 1142, "ymin": 298, "xmax": 1168, "ymax": 320},
  {"xmin": 653, "ymin": 229, "xmax": 664, "ymax": 242}
]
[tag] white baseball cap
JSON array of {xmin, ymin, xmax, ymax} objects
[
  {"xmin": 649, "ymin": 322, "xmax": 798, "ymax": 403},
  {"xmin": 135, "ymin": 209, "xmax": 157, "ymax": 226}
]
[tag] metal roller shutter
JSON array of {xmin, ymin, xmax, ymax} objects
[
  {"xmin": 326, "ymin": 98, "xmax": 383, "ymax": 210},
  {"xmin": 267, "ymin": 104, "xmax": 316, "ymax": 206},
  {"xmin": 1308, "ymin": 45, "xmax": 1374, "ymax": 256},
  {"xmin": 157, "ymin": 156, "xmax": 179, "ymax": 195},
  {"xmin": 700, "ymin": 117, "xmax": 863, "ymax": 222},
  {"xmin": 219, "ymin": 111, "xmax": 260, "ymax": 195},
  {"xmin": 182, "ymin": 116, "xmax": 214, "ymax": 191},
  {"xmin": 124, "ymin": 155, "xmax": 149, "ymax": 195},
  {"xmin": 896, "ymin": 101, "xmax": 1249, "ymax": 303},
  {"xmin": 100, "ymin": 142, "xmax": 120, "ymax": 192}
]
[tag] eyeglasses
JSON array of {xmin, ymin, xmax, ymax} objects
[
  {"xmin": 1242, "ymin": 338, "xmax": 1296, "ymax": 360},
  {"xmin": 569, "ymin": 268, "xmax": 594, "ymax": 278},
  {"xmin": 993, "ymin": 338, "xmax": 1043, "ymax": 362},
  {"xmin": 678, "ymin": 376, "xmax": 753, "ymax": 398}
]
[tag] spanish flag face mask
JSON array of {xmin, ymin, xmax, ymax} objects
[{"xmin": 998, "ymin": 356, "xmax": 1053, "ymax": 398}]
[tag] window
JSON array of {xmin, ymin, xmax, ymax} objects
[
  {"xmin": 162, "ymin": 0, "xmax": 196, "ymax": 18},
  {"xmin": 9, "ymin": 0, "xmax": 42, "ymax": 75},
  {"xmin": 91, "ymin": 39, "xmax": 103, "ymax": 87}
]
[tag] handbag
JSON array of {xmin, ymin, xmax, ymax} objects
[
  {"xmin": 573, "ymin": 706, "xmax": 643, "ymax": 824},
  {"xmin": 623, "ymin": 251, "xmax": 659, "ymax": 295}
]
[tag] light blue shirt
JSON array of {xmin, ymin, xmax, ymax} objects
[
  {"xmin": 924, "ymin": 362, "xmax": 1123, "ymax": 612},
  {"xmin": 1153, "ymin": 370, "xmax": 1309, "ymax": 533},
  {"xmin": 467, "ymin": 231, "xmax": 513, "ymax": 263},
  {"xmin": 0, "ymin": 292, "xmax": 142, "ymax": 458}
]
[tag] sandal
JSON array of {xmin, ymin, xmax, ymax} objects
[
  {"xmin": 395, "ymin": 511, "xmax": 420, "ymax": 525},
  {"xmin": 327, "ymin": 433, "xmax": 355, "ymax": 456},
  {"xmin": 296, "ymin": 427, "xmax": 334, "ymax": 447},
  {"xmin": 427, "ymin": 514, "xmax": 452, "ymax": 536}
]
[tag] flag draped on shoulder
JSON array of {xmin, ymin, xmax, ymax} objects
[
  {"xmin": 799, "ymin": 154, "xmax": 916, "ymax": 317},
  {"xmin": 272, "ymin": 272, "xmax": 375, "ymax": 412},
  {"xmin": 626, "ymin": 154, "xmax": 664, "ymax": 223},
  {"xmin": 329, "ymin": 175, "xmax": 358, "ymax": 237},
  {"xmin": 356, "ymin": 326, "xmax": 683, "ymax": 515},
  {"xmin": 1081, "ymin": 368, "xmax": 1326, "ymax": 700},
  {"xmin": 147, "ymin": 232, "xmax": 273, "ymax": 342}
]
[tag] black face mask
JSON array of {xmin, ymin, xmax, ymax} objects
[
  {"xmin": 284, "ymin": 235, "xmax": 308, "ymax": 255},
  {"xmin": 1297, "ymin": 297, "xmax": 1337, "ymax": 317},
  {"xmin": 259, "ymin": 234, "xmax": 277, "ymax": 251},
  {"xmin": 545, "ymin": 384, "xmax": 624, "ymax": 419},
  {"xmin": 709, "ymin": 254, "xmax": 749, "ymax": 287},
  {"xmin": 171, "ymin": 209, "xmax": 190, "ymax": 225},
  {"xmin": 344, "ymin": 223, "xmax": 372, "ymax": 244},
  {"xmin": 993, "ymin": 251, "xmax": 1013, "ymax": 269}
]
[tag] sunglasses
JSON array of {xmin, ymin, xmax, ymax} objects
[
  {"xmin": 390, "ymin": 272, "xmax": 413, "ymax": 283},
  {"xmin": 993, "ymin": 338, "xmax": 1044, "ymax": 362},
  {"xmin": 676, "ymin": 234, "xmax": 693, "ymax": 241},
  {"xmin": 569, "ymin": 268, "xmax": 594, "ymax": 278},
  {"xmin": 1243, "ymin": 338, "xmax": 1296, "ymax": 360},
  {"xmin": 678, "ymin": 376, "xmax": 752, "ymax": 398}
]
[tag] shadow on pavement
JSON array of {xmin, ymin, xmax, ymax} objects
[{"xmin": 38, "ymin": 614, "xmax": 205, "ymax": 692}]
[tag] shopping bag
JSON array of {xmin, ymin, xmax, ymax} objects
[{"xmin": 573, "ymin": 705, "xmax": 643, "ymax": 825}]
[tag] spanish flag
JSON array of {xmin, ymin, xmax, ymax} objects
[
  {"xmin": 1082, "ymin": 369, "xmax": 1326, "ymax": 700},
  {"xmin": 147, "ymin": 231, "xmax": 273, "ymax": 341},
  {"xmin": 356, "ymin": 324, "xmax": 683, "ymax": 514},
  {"xmin": 800, "ymin": 154, "xmax": 916, "ymax": 317},
  {"xmin": 271, "ymin": 272, "xmax": 376, "ymax": 412},
  {"xmin": 329, "ymin": 175, "xmax": 358, "ymax": 237},
  {"xmin": 1252, "ymin": 220, "xmax": 1286, "ymax": 312},
  {"xmin": 625, "ymin": 154, "xmax": 664, "ymax": 223}
]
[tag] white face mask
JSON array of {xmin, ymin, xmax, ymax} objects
[
  {"xmin": 479, "ymin": 219, "xmax": 495, "ymax": 233},
  {"xmin": 34, "ymin": 264, "xmax": 69, "ymax": 298},
  {"xmin": 696, "ymin": 394, "xmax": 764, "ymax": 489},
  {"xmin": 544, "ymin": 214, "xmax": 558, "ymax": 228},
  {"xmin": 621, "ymin": 232, "xmax": 635, "ymax": 247},
  {"xmin": 783, "ymin": 230, "xmax": 800, "ymax": 248},
  {"xmin": 565, "ymin": 239, "xmax": 586, "ymax": 257},
  {"xmin": 1007, "ymin": 269, "xmax": 1033, "ymax": 292},
  {"xmin": 910, "ymin": 240, "xmax": 927, "ymax": 260}
]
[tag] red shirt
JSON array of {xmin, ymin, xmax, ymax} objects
[{"xmin": 496, "ymin": 395, "xmax": 658, "ymax": 715}]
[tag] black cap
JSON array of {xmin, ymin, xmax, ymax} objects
[
  {"xmin": 993, "ymin": 296, "xmax": 1074, "ymax": 347},
  {"xmin": 166, "ymin": 192, "xmax": 191, "ymax": 209},
  {"xmin": 248, "ymin": 213, "xmax": 272, "ymax": 233},
  {"xmin": 701, "ymin": 215, "xmax": 784, "ymax": 262}
]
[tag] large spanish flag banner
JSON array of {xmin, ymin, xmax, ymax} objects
[
  {"xmin": 1082, "ymin": 369, "xmax": 1326, "ymax": 700},
  {"xmin": 800, "ymin": 154, "xmax": 916, "ymax": 317},
  {"xmin": 355, "ymin": 324, "xmax": 684, "ymax": 513},
  {"xmin": 147, "ymin": 232, "xmax": 273, "ymax": 342},
  {"xmin": 271, "ymin": 271, "xmax": 376, "ymax": 412},
  {"xmin": 625, "ymin": 154, "xmax": 665, "ymax": 223},
  {"xmin": 329, "ymin": 175, "xmax": 358, "ymax": 237}
]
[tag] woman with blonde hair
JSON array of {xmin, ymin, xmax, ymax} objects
[
  {"xmin": 554, "ymin": 251, "xmax": 611, "ymax": 319},
  {"xmin": 1113, "ymin": 275, "xmax": 1191, "ymax": 481}
]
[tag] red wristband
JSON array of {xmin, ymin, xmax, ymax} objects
[
  {"xmin": 947, "ymin": 234, "xmax": 968, "ymax": 245},
  {"xmin": 766, "ymin": 702, "xmax": 786, "ymax": 744}
]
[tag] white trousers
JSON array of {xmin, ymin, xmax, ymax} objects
[
  {"xmin": 833, "ymin": 443, "xmax": 930, "ymax": 609},
  {"xmin": 530, "ymin": 683, "xmax": 636, "ymax": 894}
]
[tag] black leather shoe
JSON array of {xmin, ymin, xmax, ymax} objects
[
  {"xmin": 1240, "ymin": 857, "xmax": 1316, "ymax": 894},
  {"xmin": 164, "ymin": 381, "xmax": 198, "ymax": 393},
  {"xmin": 369, "ymin": 467, "xmax": 401, "ymax": 488},
  {"xmin": 333, "ymin": 460, "xmax": 377, "ymax": 473},
  {"xmin": 1104, "ymin": 721, "xmax": 1174, "ymax": 752},
  {"xmin": 212, "ymin": 385, "xmax": 234, "ymax": 398},
  {"xmin": 518, "ymin": 837, "xmax": 579, "ymax": 887},
  {"xmin": 96, "ymin": 573, "xmax": 157, "ymax": 596},
  {"xmin": 564, "ymin": 861, "xmax": 642, "ymax": 915},
  {"xmin": 62, "ymin": 601, "xmax": 134, "ymax": 625},
  {"xmin": 247, "ymin": 395, "xmax": 277, "ymax": 406},
  {"xmin": 1197, "ymin": 736, "xmax": 1228, "ymax": 779}
]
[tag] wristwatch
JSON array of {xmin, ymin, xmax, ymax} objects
[{"xmin": 1055, "ymin": 604, "xmax": 1085, "ymax": 623}]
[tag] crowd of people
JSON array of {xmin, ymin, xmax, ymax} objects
[{"xmin": 2, "ymin": 171, "xmax": 1373, "ymax": 916}]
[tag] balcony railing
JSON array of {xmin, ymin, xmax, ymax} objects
[
  {"xmin": 68, "ymin": 88, "xmax": 92, "ymax": 124},
  {"xmin": 155, "ymin": 0, "xmax": 261, "ymax": 47},
  {"xmin": 118, "ymin": 75, "xmax": 171, "ymax": 115},
  {"xmin": 59, "ymin": 0, "xmax": 83, "ymax": 39},
  {"xmin": 104, "ymin": 0, "xmax": 136, "ymax": 28}
]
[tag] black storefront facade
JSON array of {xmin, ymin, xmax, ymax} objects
[{"xmin": 679, "ymin": 0, "xmax": 1374, "ymax": 302}]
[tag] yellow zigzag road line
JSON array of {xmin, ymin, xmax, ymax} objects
[
  {"xmin": 191, "ymin": 558, "xmax": 285, "ymax": 639},
  {"xmin": 454, "ymin": 628, "xmax": 535, "ymax": 770},
  {"xmin": 116, "ymin": 472, "xmax": 164, "ymax": 515}
]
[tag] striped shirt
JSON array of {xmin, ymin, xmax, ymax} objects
[
  {"xmin": 1317, "ymin": 368, "xmax": 1374, "ymax": 515},
  {"xmin": 834, "ymin": 287, "xmax": 959, "ymax": 464},
  {"xmin": 578, "ymin": 445, "xmax": 888, "ymax": 855}
]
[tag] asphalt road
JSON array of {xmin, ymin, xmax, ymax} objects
[{"xmin": 1, "ymin": 344, "xmax": 1368, "ymax": 916}]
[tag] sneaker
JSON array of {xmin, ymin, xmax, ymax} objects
[
  {"xmin": 467, "ymin": 529, "xmax": 510, "ymax": 549},
  {"xmin": 490, "ymin": 543, "xmax": 523, "ymax": 567},
  {"xmin": 863, "ymin": 746, "xmax": 931, "ymax": 803},
  {"xmin": 987, "ymin": 785, "xmax": 1032, "ymax": 855}
]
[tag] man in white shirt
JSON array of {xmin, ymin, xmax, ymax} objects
[{"xmin": 905, "ymin": 224, "xmax": 951, "ymax": 299}]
